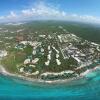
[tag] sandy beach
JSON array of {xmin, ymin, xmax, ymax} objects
[
  {"xmin": 0, "ymin": 64, "xmax": 100, "ymax": 84},
  {"xmin": 0, "ymin": 65, "xmax": 82, "ymax": 84}
]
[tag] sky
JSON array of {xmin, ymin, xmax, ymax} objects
[{"xmin": 0, "ymin": 0, "xmax": 100, "ymax": 23}]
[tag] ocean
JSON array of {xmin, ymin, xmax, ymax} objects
[{"xmin": 0, "ymin": 69, "xmax": 100, "ymax": 100}]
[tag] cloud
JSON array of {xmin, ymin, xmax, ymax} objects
[
  {"xmin": 0, "ymin": 1, "xmax": 100, "ymax": 24},
  {"xmin": 7, "ymin": 11, "xmax": 17, "ymax": 19},
  {"xmin": 21, "ymin": 2, "xmax": 62, "ymax": 18},
  {"xmin": 22, "ymin": 9, "xmax": 33, "ymax": 17}
]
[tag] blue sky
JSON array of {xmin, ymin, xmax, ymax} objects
[{"xmin": 0, "ymin": 0, "xmax": 100, "ymax": 23}]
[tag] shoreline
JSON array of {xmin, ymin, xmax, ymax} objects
[{"xmin": 0, "ymin": 65, "xmax": 100, "ymax": 84}]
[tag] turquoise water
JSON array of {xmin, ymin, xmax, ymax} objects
[{"xmin": 0, "ymin": 69, "xmax": 100, "ymax": 100}]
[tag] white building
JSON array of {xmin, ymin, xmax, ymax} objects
[
  {"xmin": 47, "ymin": 54, "xmax": 51, "ymax": 60},
  {"xmin": 24, "ymin": 59, "xmax": 30, "ymax": 65},
  {"xmin": 0, "ymin": 50, "xmax": 7, "ymax": 58},
  {"xmin": 48, "ymin": 46, "xmax": 51, "ymax": 50},
  {"xmin": 45, "ymin": 60, "xmax": 50, "ymax": 66},
  {"xmin": 56, "ymin": 54, "xmax": 59, "ymax": 58},
  {"xmin": 32, "ymin": 58, "xmax": 39, "ymax": 64},
  {"xmin": 56, "ymin": 59, "xmax": 61, "ymax": 65},
  {"xmin": 32, "ymin": 50, "xmax": 36, "ymax": 55}
]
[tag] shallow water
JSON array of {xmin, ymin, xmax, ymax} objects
[{"xmin": 0, "ymin": 69, "xmax": 100, "ymax": 100}]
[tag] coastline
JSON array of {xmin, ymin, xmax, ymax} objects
[
  {"xmin": 0, "ymin": 65, "xmax": 82, "ymax": 84},
  {"xmin": 0, "ymin": 65, "xmax": 100, "ymax": 84}
]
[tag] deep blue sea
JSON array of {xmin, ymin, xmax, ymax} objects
[{"xmin": 0, "ymin": 69, "xmax": 100, "ymax": 100}]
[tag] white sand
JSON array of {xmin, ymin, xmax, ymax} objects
[{"xmin": 0, "ymin": 64, "xmax": 100, "ymax": 84}]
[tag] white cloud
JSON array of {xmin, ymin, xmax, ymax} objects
[
  {"xmin": 22, "ymin": 9, "xmax": 33, "ymax": 16},
  {"xmin": 21, "ymin": 2, "xmax": 62, "ymax": 18},
  {"xmin": 0, "ymin": 2, "xmax": 100, "ymax": 24},
  {"xmin": 7, "ymin": 11, "xmax": 17, "ymax": 19}
]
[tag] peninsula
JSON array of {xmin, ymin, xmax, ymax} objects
[{"xmin": 0, "ymin": 21, "xmax": 100, "ymax": 82}]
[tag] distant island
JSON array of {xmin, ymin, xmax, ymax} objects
[{"xmin": 0, "ymin": 21, "xmax": 100, "ymax": 83}]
